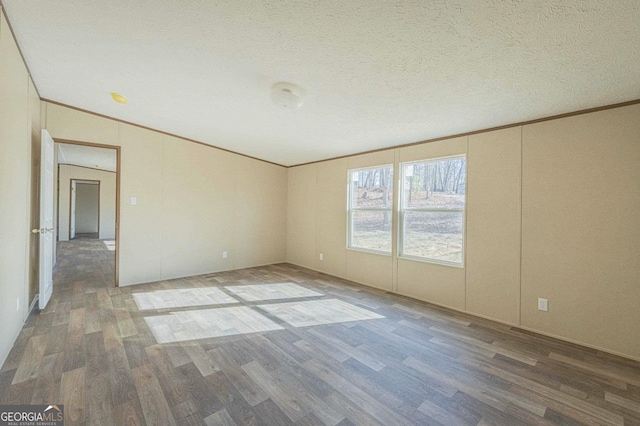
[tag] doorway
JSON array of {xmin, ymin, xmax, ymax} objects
[
  {"xmin": 70, "ymin": 179, "xmax": 100, "ymax": 239},
  {"xmin": 55, "ymin": 141, "xmax": 120, "ymax": 286}
]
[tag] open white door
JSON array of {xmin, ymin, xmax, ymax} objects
[
  {"xmin": 70, "ymin": 181, "xmax": 76, "ymax": 239},
  {"xmin": 34, "ymin": 130, "xmax": 55, "ymax": 310}
]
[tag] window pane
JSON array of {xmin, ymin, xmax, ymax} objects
[
  {"xmin": 350, "ymin": 210, "xmax": 392, "ymax": 253},
  {"xmin": 350, "ymin": 166, "xmax": 393, "ymax": 209},
  {"xmin": 402, "ymin": 158, "xmax": 466, "ymax": 209},
  {"xmin": 402, "ymin": 211, "xmax": 463, "ymax": 264}
]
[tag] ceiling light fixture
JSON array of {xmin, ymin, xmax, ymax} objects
[
  {"xmin": 270, "ymin": 82, "xmax": 305, "ymax": 109},
  {"xmin": 111, "ymin": 92, "xmax": 128, "ymax": 104}
]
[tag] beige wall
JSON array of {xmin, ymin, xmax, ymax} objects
[
  {"xmin": 466, "ymin": 127, "xmax": 521, "ymax": 324},
  {"xmin": 521, "ymin": 105, "xmax": 640, "ymax": 360},
  {"xmin": 0, "ymin": 11, "xmax": 41, "ymax": 366},
  {"xmin": 58, "ymin": 165, "xmax": 116, "ymax": 240},
  {"xmin": 286, "ymin": 164, "xmax": 317, "ymax": 269},
  {"xmin": 315, "ymin": 159, "xmax": 348, "ymax": 278},
  {"xmin": 73, "ymin": 183, "xmax": 99, "ymax": 233},
  {"xmin": 287, "ymin": 104, "xmax": 640, "ymax": 360},
  {"xmin": 45, "ymin": 103, "xmax": 288, "ymax": 286}
]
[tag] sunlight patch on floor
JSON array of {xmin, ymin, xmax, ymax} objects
[
  {"xmin": 133, "ymin": 287, "xmax": 238, "ymax": 310},
  {"xmin": 140, "ymin": 285, "xmax": 384, "ymax": 344},
  {"xmin": 259, "ymin": 299, "xmax": 384, "ymax": 327},
  {"xmin": 225, "ymin": 283, "xmax": 323, "ymax": 301},
  {"xmin": 102, "ymin": 240, "xmax": 116, "ymax": 251},
  {"xmin": 144, "ymin": 306, "xmax": 284, "ymax": 344}
]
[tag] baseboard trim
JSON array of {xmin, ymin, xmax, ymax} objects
[
  {"xmin": 284, "ymin": 261, "xmax": 393, "ymax": 293},
  {"xmin": 28, "ymin": 295, "xmax": 39, "ymax": 314},
  {"xmin": 514, "ymin": 325, "xmax": 640, "ymax": 363},
  {"xmin": 119, "ymin": 260, "xmax": 288, "ymax": 287}
]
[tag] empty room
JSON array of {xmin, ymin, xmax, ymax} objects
[{"xmin": 1, "ymin": 1, "xmax": 639, "ymax": 425}]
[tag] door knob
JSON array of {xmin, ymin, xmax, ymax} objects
[{"xmin": 31, "ymin": 228, "xmax": 54, "ymax": 234}]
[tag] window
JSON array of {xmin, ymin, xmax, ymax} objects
[
  {"xmin": 347, "ymin": 165, "xmax": 393, "ymax": 254},
  {"xmin": 399, "ymin": 156, "xmax": 466, "ymax": 266}
]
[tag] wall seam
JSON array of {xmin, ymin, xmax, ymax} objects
[
  {"xmin": 22, "ymin": 72, "xmax": 30, "ymax": 321},
  {"xmin": 117, "ymin": 122, "xmax": 121, "ymax": 284},
  {"xmin": 391, "ymin": 149, "xmax": 400, "ymax": 293},
  {"xmin": 518, "ymin": 125, "xmax": 523, "ymax": 326},
  {"xmin": 464, "ymin": 136, "xmax": 469, "ymax": 311},
  {"xmin": 343, "ymin": 162, "xmax": 348, "ymax": 280},
  {"xmin": 314, "ymin": 164, "xmax": 318, "ymax": 271},
  {"xmin": 160, "ymin": 133, "xmax": 166, "ymax": 280},
  {"xmin": 284, "ymin": 168, "xmax": 289, "ymax": 262}
]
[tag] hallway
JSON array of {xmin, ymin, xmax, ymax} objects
[{"xmin": 54, "ymin": 238, "xmax": 116, "ymax": 289}]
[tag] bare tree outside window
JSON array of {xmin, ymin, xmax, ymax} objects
[
  {"xmin": 400, "ymin": 156, "xmax": 466, "ymax": 265},
  {"xmin": 348, "ymin": 165, "xmax": 393, "ymax": 253}
]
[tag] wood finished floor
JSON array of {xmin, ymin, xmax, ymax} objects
[{"xmin": 2, "ymin": 240, "xmax": 640, "ymax": 425}]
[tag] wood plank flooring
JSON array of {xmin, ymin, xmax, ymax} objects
[{"xmin": 2, "ymin": 239, "xmax": 640, "ymax": 425}]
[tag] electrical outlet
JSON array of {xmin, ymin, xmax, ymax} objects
[
  {"xmin": 319, "ymin": 253, "xmax": 323, "ymax": 261},
  {"xmin": 538, "ymin": 298, "xmax": 548, "ymax": 312},
  {"xmin": 222, "ymin": 251, "xmax": 228, "ymax": 259}
]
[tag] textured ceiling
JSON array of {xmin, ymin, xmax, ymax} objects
[
  {"xmin": 58, "ymin": 143, "xmax": 117, "ymax": 172},
  {"xmin": 3, "ymin": 1, "xmax": 640, "ymax": 166}
]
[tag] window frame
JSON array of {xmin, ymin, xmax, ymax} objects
[
  {"xmin": 346, "ymin": 164, "xmax": 394, "ymax": 256},
  {"xmin": 398, "ymin": 155, "xmax": 466, "ymax": 268}
]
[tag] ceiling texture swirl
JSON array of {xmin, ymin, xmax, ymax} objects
[{"xmin": 3, "ymin": 0, "xmax": 639, "ymax": 166}]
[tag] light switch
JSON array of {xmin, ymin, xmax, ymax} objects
[
  {"xmin": 130, "ymin": 197, "xmax": 137, "ymax": 205},
  {"xmin": 538, "ymin": 298, "xmax": 548, "ymax": 312}
]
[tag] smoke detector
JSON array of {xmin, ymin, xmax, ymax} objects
[{"xmin": 270, "ymin": 82, "xmax": 305, "ymax": 109}]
